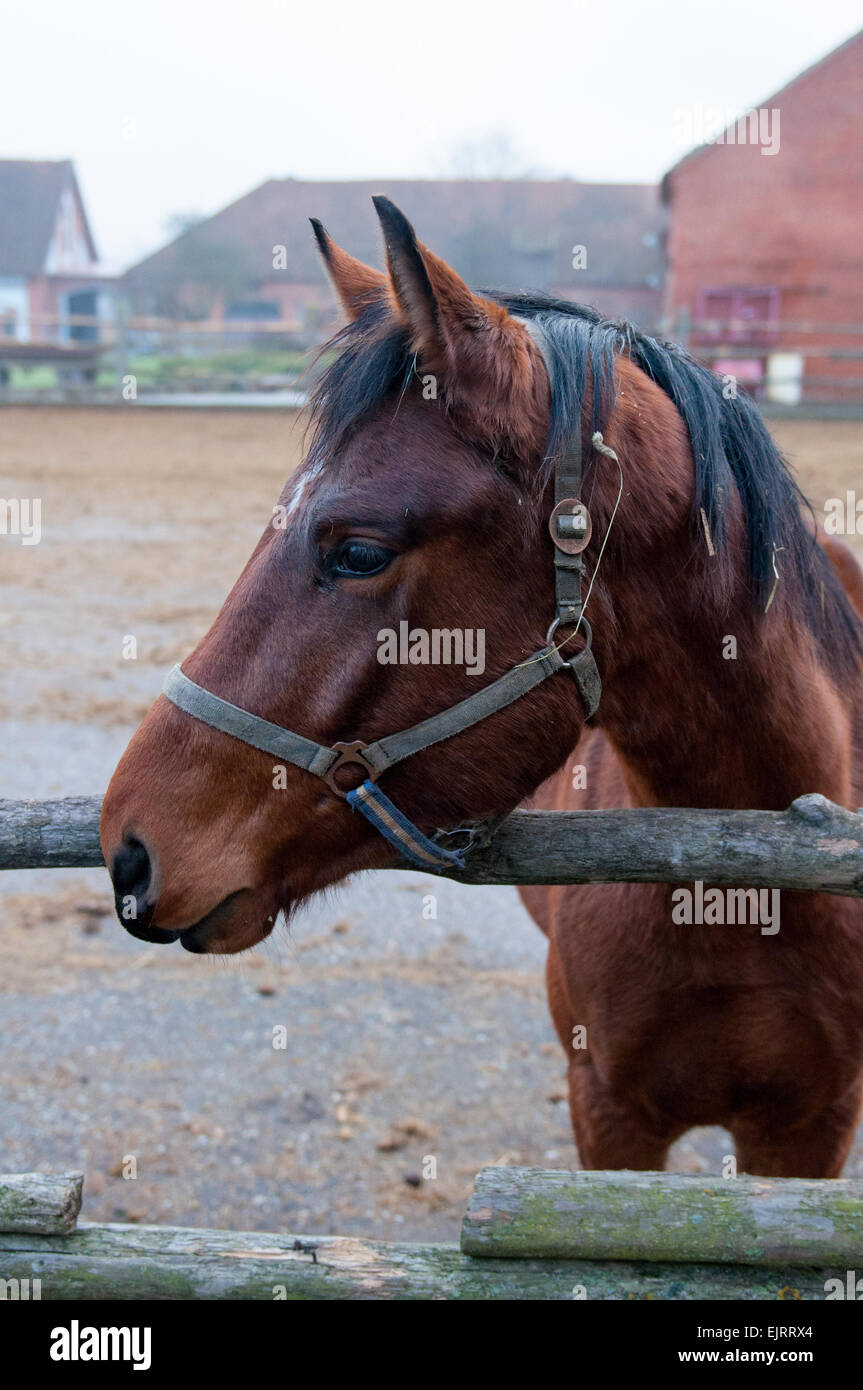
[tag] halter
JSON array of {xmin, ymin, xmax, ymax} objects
[{"xmin": 163, "ymin": 319, "xmax": 602, "ymax": 872}]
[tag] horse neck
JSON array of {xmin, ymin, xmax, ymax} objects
[
  {"xmin": 582, "ymin": 385, "xmax": 855, "ymax": 812},
  {"xmin": 596, "ymin": 586, "xmax": 853, "ymax": 812}
]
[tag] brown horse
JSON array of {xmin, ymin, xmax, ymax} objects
[{"xmin": 101, "ymin": 198, "xmax": 863, "ymax": 1178}]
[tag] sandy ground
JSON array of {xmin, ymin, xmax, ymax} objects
[{"xmin": 1, "ymin": 406, "xmax": 862, "ymax": 1242}]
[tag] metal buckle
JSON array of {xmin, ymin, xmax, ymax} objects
[
  {"xmin": 323, "ymin": 741, "xmax": 378, "ymax": 798},
  {"xmin": 432, "ymin": 820, "xmax": 496, "ymax": 855},
  {"xmin": 432, "ymin": 824, "xmax": 482, "ymax": 853},
  {"xmin": 549, "ymin": 499, "xmax": 592, "ymax": 554},
  {"xmin": 546, "ymin": 615, "xmax": 592, "ymax": 654},
  {"xmin": 549, "ymin": 617, "xmax": 600, "ymax": 719}
]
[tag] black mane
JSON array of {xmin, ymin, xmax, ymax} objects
[{"xmin": 309, "ymin": 290, "xmax": 861, "ymax": 677}]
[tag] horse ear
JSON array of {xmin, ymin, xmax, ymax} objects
[
  {"xmin": 310, "ymin": 219, "xmax": 387, "ymax": 321},
  {"xmin": 371, "ymin": 195, "xmax": 549, "ymax": 459},
  {"xmin": 371, "ymin": 196, "xmax": 450, "ymax": 372}
]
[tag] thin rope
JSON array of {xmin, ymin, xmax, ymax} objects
[
  {"xmin": 580, "ymin": 431, "xmax": 624, "ymax": 627},
  {"xmin": 764, "ymin": 544, "xmax": 784, "ymax": 613},
  {"xmin": 390, "ymin": 353, "xmax": 419, "ymax": 421}
]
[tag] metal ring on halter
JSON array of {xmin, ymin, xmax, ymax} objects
[
  {"xmin": 322, "ymin": 741, "xmax": 379, "ymax": 798},
  {"xmin": 546, "ymin": 615, "xmax": 593, "ymax": 653}
]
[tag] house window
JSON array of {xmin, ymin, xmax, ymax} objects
[
  {"xmin": 67, "ymin": 289, "xmax": 99, "ymax": 342},
  {"xmin": 695, "ymin": 287, "xmax": 780, "ymax": 345},
  {"xmin": 225, "ymin": 300, "xmax": 280, "ymax": 322}
]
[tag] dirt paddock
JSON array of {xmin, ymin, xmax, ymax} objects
[{"xmin": 1, "ymin": 406, "xmax": 862, "ymax": 1241}]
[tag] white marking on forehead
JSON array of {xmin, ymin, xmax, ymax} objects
[{"xmin": 285, "ymin": 457, "xmax": 325, "ymax": 520}]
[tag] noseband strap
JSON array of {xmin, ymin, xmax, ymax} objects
[
  {"xmin": 163, "ymin": 635, "xmax": 598, "ymax": 870},
  {"xmin": 163, "ymin": 317, "xmax": 602, "ymax": 871}
]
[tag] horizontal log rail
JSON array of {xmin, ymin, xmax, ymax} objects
[
  {"xmin": 0, "ymin": 1226, "xmax": 837, "ymax": 1300},
  {"xmin": 3, "ymin": 793, "xmax": 863, "ymax": 895},
  {"xmin": 462, "ymin": 1167, "xmax": 863, "ymax": 1266}
]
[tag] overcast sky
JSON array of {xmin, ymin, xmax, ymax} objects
[{"xmin": 3, "ymin": 0, "xmax": 861, "ymax": 269}]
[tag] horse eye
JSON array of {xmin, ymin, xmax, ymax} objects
[{"xmin": 330, "ymin": 540, "xmax": 395, "ymax": 577}]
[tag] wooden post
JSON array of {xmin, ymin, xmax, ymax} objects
[
  {"xmin": 114, "ymin": 294, "xmax": 130, "ymax": 396},
  {"xmin": 461, "ymin": 1166, "xmax": 863, "ymax": 1266},
  {"xmin": 676, "ymin": 304, "xmax": 692, "ymax": 351},
  {"xmin": 0, "ymin": 1173, "xmax": 83, "ymax": 1236}
]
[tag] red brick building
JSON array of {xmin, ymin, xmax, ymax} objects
[{"xmin": 662, "ymin": 29, "xmax": 863, "ymax": 404}]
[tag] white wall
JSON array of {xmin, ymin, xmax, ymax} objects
[
  {"xmin": 0, "ymin": 277, "xmax": 30, "ymax": 340},
  {"xmin": 43, "ymin": 189, "xmax": 96, "ymax": 274}
]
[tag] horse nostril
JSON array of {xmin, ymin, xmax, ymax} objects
[
  {"xmin": 110, "ymin": 837, "xmax": 175, "ymax": 944},
  {"xmin": 111, "ymin": 836, "xmax": 152, "ymax": 902}
]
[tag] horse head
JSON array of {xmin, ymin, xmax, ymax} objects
[{"xmin": 100, "ymin": 198, "xmax": 611, "ymax": 952}]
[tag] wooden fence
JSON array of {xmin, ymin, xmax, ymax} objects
[
  {"xmin": 4, "ymin": 791, "xmax": 863, "ymax": 1299},
  {"xmin": 4, "ymin": 309, "xmax": 863, "ymax": 409},
  {"xmin": 0, "ymin": 1168, "xmax": 858, "ymax": 1300}
]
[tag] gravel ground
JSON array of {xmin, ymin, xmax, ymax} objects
[{"xmin": 1, "ymin": 407, "xmax": 861, "ymax": 1243}]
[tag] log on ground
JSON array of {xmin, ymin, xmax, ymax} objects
[{"xmin": 0, "ymin": 1223, "xmax": 839, "ymax": 1300}]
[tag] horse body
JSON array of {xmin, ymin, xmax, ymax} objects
[
  {"xmin": 523, "ymin": 738, "xmax": 863, "ymax": 1177},
  {"xmin": 523, "ymin": 522, "xmax": 863, "ymax": 1175},
  {"xmin": 100, "ymin": 198, "xmax": 863, "ymax": 1177}
]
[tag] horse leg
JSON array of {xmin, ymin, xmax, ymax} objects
[
  {"xmin": 567, "ymin": 1061, "xmax": 685, "ymax": 1170},
  {"xmin": 546, "ymin": 937, "xmax": 683, "ymax": 1170},
  {"xmin": 731, "ymin": 1086, "xmax": 863, "ymax": 1178}
]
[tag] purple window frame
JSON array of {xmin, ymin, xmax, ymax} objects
[{"xmin": 694, "ymin": 286, "xmax": 781, "ymax": 345}]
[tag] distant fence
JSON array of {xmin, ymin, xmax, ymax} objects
[
  {"xmin": 3, "ymin": 310, "xmax": 863, "ymax": 410},
  {"xmin": 667, "ymin": 309, "xmax": 863, "ymax": 408},
  {"xmin": 0, "ymin": 311, "xmax": 314, "ymax": 402}
]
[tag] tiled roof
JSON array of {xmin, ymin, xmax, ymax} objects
[
  {"xmin": 126, "ymin": 178, "xmax": 664, "ymax": 293},
  {"xmin": 0, "ymin": 159, "xmax": 96, "ymax": 276}
]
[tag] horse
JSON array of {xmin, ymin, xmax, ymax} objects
[{"xmin": 101, "ymin": 196, "xmax": 863, "ymax": 1178}]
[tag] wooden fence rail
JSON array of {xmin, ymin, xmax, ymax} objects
[
  {"xmin": 462, "ymin": 1167, "xmax": 863, "ymax": 1265},
  {"xmin": 0, "ymin": 1169, "xmax": 851, "ymax": 1300},
  {"xmin": 4, "ymin": 793, "xmax": 863, "ymax": 895}
]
